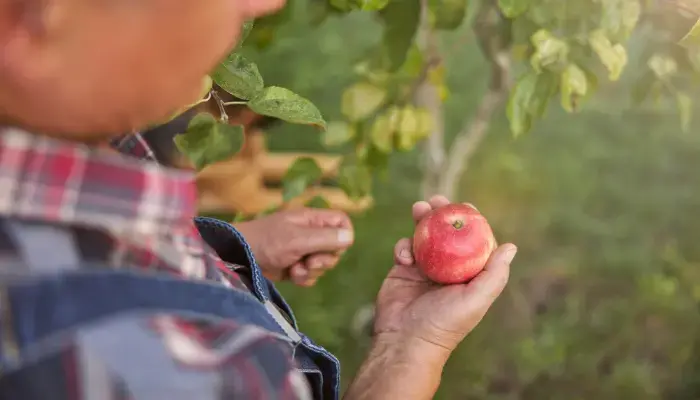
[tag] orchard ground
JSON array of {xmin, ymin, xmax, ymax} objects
[{"xmin": 232, "ymin": 9, "xmax": 700, "ymax": 400}]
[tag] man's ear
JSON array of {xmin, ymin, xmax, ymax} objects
[
  {"xmin": 1, "ymin": 0, "xmax": 65, "ymax": 76},
  {"xmin": 16, "ymin": 0, "xmax": 63, "ymax": 39},
  {"xmin": 1, "ymin": 0, "xmax": 66, "ymax": 42}
]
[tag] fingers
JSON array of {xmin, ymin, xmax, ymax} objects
[
  {"xmin": 428, "ymin": 195, "xmax": 450, "ymax": 209},
  {"xmin": 290, "ymin": 208, "xmax": 353, "ymax": 230},
  {"xmin": 412, "ymin": 195, "xmax": 450, "ymax": 224},
  {"xmin": 290, "ymin": 253, "xmax": 341, "ymax": 287},
  {"xmin": 290, "ymin": 264, "xmax": 314, "ymax": 286},
  {"xmin": 412, "ymin": 202, "xmax": 432, "ymax": 224},
  {"xmin": 286, "ymin": 208, "xmax": 354, "ymax": 255},
  {"xmin": 459, "ymin": 243, "xmax": 517, "ymax": 310},
  {"xmin": 393, "ymin": 238, "xmax": 414, "ymax": 266},
  {"xmin": 290, "ymin": 225, "xmax": 354, "ymax": 256},
  {"xmin": 305, "ymin": 253, "xmax": 340, "ymax": 271}
]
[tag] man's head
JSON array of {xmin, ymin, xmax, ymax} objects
[{"xmin": 0, "ymin": 0, "xmax": 284, "ymax": 141}]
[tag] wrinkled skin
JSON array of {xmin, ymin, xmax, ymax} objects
[
  {"xmin": 234, "ymin": 208, "xmax": 354, "ymax": 287},
  {"xmin": 374, "ymin": 196, "xmax": 516, "ymax": 354}
]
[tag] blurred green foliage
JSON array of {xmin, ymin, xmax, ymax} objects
[{"xmin": 238, "ymin": 2, "xmax": 700, "ymax": 399}]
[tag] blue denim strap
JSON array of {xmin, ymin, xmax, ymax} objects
[
  {"xmin": 5, "ymin": 269, "xmax": 292, "ymax": 353},
  {"xmin": 194, "ymin": 218, "xmax": 342, "ymax": 399}
]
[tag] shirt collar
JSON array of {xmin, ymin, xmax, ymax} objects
[
  {"xmin": 0, "ymin": 127, "xmax": 197, "ymax": 235},
  {"xmin": 110, "ymin": 132, "xmax": 158, "ymax": 163}
]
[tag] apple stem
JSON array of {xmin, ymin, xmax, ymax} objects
[{"xmin": 452, "ymin": 220, "xmax": 464, "ymax": 230}]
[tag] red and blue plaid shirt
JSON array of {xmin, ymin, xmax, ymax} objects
[{"xmin": 0, "ymin": 127, "xmax": 312, "ymax": 399}]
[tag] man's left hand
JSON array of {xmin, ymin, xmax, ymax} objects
[{"xmin": 234, "ymin": 208, "xmax": 354, "ymax": 287}]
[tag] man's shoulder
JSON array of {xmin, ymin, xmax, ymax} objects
[{"xmin": 0, "ymin": 217, "xmax": 313, "ymax": 400}]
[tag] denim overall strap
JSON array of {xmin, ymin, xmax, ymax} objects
[
  {"xmin": 195, "ymin": 217, "xmax": 341, "ymax": 399},
  {"xmin": 0, "ymin": 269, "xmax": 307, "ymax": 398}
]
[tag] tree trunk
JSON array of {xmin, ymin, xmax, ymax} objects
[
  {"xmin": 416, "ymin": 0, "xmax": 446, "ymax": 200},
  {"xmin": 436, "ymin": 50, "xmax": 511, "ymax": 199},
  {"xmin": 416, "ymin": 1, "xmax": 512, "ymax": 201}
]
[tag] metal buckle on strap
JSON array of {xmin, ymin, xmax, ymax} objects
[
  {"xmin": 226, "ymin": 262, "xmax": 301, "ymax": 344},
  {"xmin": 264, "ymin": 300, "xmax": 302, "ymax": 344}
]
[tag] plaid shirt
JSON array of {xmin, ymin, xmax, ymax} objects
[{"xmin": 0, "ymin": 127, "xmax": 312, "ymax": 399}]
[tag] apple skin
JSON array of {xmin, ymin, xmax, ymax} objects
[{"xmin": 412, "ymin": 204, "xmax": 497, "ymax": 284}]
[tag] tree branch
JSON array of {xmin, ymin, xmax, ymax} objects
[
  {"xmin": 436, "ymin": 5, "xmax": 512, "ymax": 199},
  {"xmin": 416, "ymin": 0, "xmax": 446, "ymax": 199}
]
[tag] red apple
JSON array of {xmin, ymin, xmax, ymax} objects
[{"xmin": 413, "ymin": 203, "xmax": 497, "ymax": 284}]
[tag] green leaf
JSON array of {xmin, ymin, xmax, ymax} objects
[
  {"xmin": 257, "ymin": 204, "xmax": 281, "ymax": 218},
  {"xmin": 173, "ymin": 113, "xmax": 245, "ymax": 171},
  {"xmin": 239, "ymin": 20, "xmax": 255, "ymax": 48},
  {"xmin": 309, "ymin": 0, "xmax": 334, "ymax": 26},
  {"xmin": 498, "ymin": 0, "xmax": 530, "ymax": 18},
  {"xmin": 364, "ymin": 144, "xmax": 391, "ymax": 173},
  {"xmin": 356, "ymin": 0, "xmax": 391, "ymax": 10},
  {"xmin": 370, "ymin": 113, "xmax": 395, "ymax": 153},
  {"xmin": 378, "ymin": 0, "xmax": 421, "ymax": 72},
  {"xmin": 429, "ymin": 0, "xmax": 468, "ymax": 30},
  {"xmin": 200, "ymin": 75, "xmax": 213, "ymax": 100},
  {"xmin": 397, "ymin": 105, "xmax": 420, "ymax": 141},
  {"xmin": 249, "ymin": 0, "xmax": 294, "ymax": 46},
  {"xmin": 211, "ymin": 54, "xmax": 264, "ymax": 100},
  {"xmin": 282, "ymin": 157, "xmax": 324, "ymax": 202},
  {"xmin": 506, "ymin": 71, "xmax": 558, "ymax": 136},
  {"xmin": 330, "ymin": 0, "xmax": 354, "ymax": 11},
  {"xmin": 323, "ymin": 121, "xmax": 356, "ymax": 147},
  {"xmin": 507, "ymin": 75, "xmax": 536, "ymax": 136},
  {"xmin": 248, "ymin": 86, "xmax": 327, "ymax": 129},
  {"xmin": 338, "ymin": 156, "xmax": 373, "ymax": 200},
  {"xmin": 676, "ymin": 92, "xmax": 693, "ymax": 132},
  {"xmin": 341, "ymin": 82, "xmax": 388, "ymax": 122},
  {"xmin": 391, "ymin": 106, "xmax": 432, "ymax": 152},
  {"xmin": 232, "ymin": 213, "xmax": 250, "ymax": 223},
  {"xmin": 588, "ymin": 30, "xmax": 628, "ymax": 81},
  {"xmin": 648, "ymin": 54, "xmax": 678, "ymax": 80},
  {"xmin": 560, "ymin": 64, "xmax": 588, "ymax": 113},
  {"xmin": 600, "ymin": 0, "xmax": 640, "ymax": 41},
  {"xmin": 397, "ymin": 45, "xmax": 426, "ymax": 78},
  {"xmin": 530, "ymin": 29, "xmax": 569, "ymax": 73},
  {"xmin": 305, "ymin": 195, "xmax": 331, "ymax": 209}
]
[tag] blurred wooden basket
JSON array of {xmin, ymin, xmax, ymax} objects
[{"xmin": 143, "ymin": 93, "xmax": 373, "ymax": 217}]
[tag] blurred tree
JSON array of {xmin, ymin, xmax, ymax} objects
[{"xmin": 170, "ymin": 0, "xmax": 700, "ymax": 210}]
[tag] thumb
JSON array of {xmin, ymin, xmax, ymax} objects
[
  {"xmin": 457, "ymin": 244, "xmax": 516, "ymax": 315},
  {"xmin": 290, "ymin": 226, "xmax": 354, "ymax": 255}
]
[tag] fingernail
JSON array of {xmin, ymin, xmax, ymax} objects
[
  {"xmin": 502, "ymin": 245, "xmax": 517, "ymax": 264},
  {"xmin": 293, "ymin": 268, "xmax": 308, "ymax": 279},
  {"xmin": 337, "ymin": 229, "xmax": 354, "ymax": 245},
  {"xmin": 399, "ymin": 249, "xmax": 411, "ymax": 259}
]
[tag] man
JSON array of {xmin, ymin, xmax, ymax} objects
[{"xmin": 0, "ymin": 1, "xmax": 517, "ymax": 399}]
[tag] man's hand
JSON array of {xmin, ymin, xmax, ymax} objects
[
  {"xmin": 344, "ymin": 195, "xmax": 516, "ymax": 400},
  {"xmin": 233, "ymin": 208, "xmax": 354, "ymax": 287}
]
